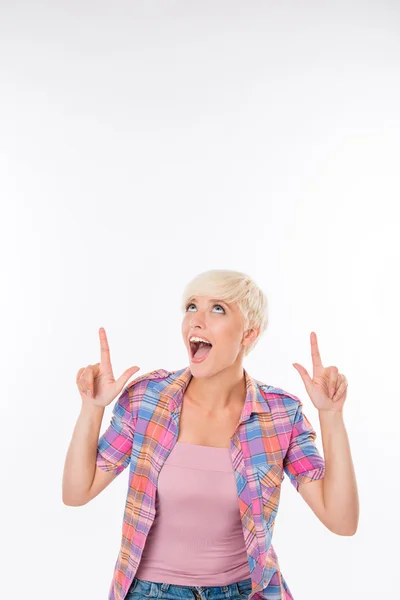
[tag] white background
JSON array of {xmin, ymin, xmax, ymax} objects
[{"xmin": 1, "ymin": 1, "xmax": 399, "ymax": 599}]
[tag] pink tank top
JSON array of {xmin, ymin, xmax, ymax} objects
[{"xmin": 134, "ymin": 441, "xmax": 251, "ymax": 586}]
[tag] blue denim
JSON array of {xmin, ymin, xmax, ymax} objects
[{"xmin": 126, "ymin": 577, "xmax": 253, "ymax": 600}]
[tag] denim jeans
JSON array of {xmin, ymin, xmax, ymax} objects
[{"xmin": 126, "ymin": 576, "xmax": 253, "ymax": 600}]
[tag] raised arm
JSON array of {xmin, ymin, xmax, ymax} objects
[{"xmin": 62, "ymin": 327, "xmax": 140, "ymax": 506}]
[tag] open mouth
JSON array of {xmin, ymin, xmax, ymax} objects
[{"xmin": 190, "ymin": 340, "xmax": 213, "ymax": 361}]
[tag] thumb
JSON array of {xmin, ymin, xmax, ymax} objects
[
  {"xmin": 115, "ymin": 366, "xmax": 141, "ymax": 395},
  {"xmin": 292, "ymin": 363, "xmax": 313, "ymax": 395}
]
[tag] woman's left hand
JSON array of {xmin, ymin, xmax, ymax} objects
[{"xmin": 292, "ymin": 332, "xmax": 348, "ymax": 412}]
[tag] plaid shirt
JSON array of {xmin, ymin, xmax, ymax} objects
[{"xmin": 96, "ymin": 366, "xmax": 325, "ymax": 600}]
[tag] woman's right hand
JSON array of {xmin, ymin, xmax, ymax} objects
[{"xmin": 76, "ymin": 327, "xmax": 140, "ymax": 408}]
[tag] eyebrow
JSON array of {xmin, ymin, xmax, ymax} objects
[{"xmin": 189, "ymin": 297, "xmax": 230, "ymax": 307}]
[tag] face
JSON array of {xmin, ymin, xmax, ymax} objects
[{"xmin": 181, "ymin": 295, "xmax": 258, "ymax": 376}]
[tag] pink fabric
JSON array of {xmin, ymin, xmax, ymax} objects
[{"xmin": 135, "ymin": 441, "xmax": 251, "ymax": 586}]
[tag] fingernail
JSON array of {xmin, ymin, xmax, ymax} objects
[{"xmin": 87, "ymin": 389, "xmax": 92, "ymax": 396}]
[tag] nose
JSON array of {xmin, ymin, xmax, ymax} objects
[
  {"xmin": 190, "ymin": 314, "xmax": 206, "ymax": 328},
  {"xmin": 189, "ymin": 318, "xmax": 207, "ymax": 336}
]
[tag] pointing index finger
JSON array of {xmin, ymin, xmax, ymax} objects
[
  {"xmin": 99, "ymin": 327, "xmax": 111, "ymax": 366},
  {"xmin": 310, "ymin": 331, "xmax": 324, "ymax": 372}
]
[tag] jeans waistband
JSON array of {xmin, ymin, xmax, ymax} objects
[{"xmin": 129, "ymin": 576, "xmax": 252, "ymax": 599}]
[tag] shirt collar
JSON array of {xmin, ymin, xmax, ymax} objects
[{"xmin": 160, "ymin": 366, "xmax": 271, "ymax": 419}]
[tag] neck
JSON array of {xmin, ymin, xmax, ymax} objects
[{"xmin": 185, "ymin": 360, "xmax": 247, "ymax": 413}]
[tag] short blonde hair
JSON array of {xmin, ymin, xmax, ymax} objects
[{"xmin": 181, "ymin": 269, "xmax": 268, "ymax": 356}]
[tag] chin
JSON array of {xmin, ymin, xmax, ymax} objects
[
  {"xmin": 189, "ymin": 358, "xmax": 213, "ymax": 374},
  {"xmin": 190, "ymin": 356, "xmax": 231, "ymax": 378}
]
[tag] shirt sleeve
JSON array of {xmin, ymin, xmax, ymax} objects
[
  {"xmin": 96, "ymin": 386, "xmax": 136, "ymax": 476},
  {"xmin": 283, "ymin": 400, "xmax": 326, "ymax": 492}
]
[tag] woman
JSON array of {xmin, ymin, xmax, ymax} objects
[{"xmin": 63, "ymin": 269, "xmax": 359, "ymax": 600}]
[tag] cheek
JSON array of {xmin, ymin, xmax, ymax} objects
[{"xmin": 215, "ymin": 324, "xmax": 241, "ymax": 345}]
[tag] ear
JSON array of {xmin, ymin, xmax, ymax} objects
[{"xmin": 242, "ymin": 327, "xmax": 260, "ymax": 346}]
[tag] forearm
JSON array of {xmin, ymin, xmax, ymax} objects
[
  {"xmin": 319, "ymin": 410, "xmax": 359, "ymax": 535},
  {"xmin": 62, "ymin": 403, "xmax": 105, "ymax": 505}
]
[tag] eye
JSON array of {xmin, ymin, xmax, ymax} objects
[
  {"xmin": 213, "ymin": 304, "xmax": 225, "ymax": 313},
  {"xmin": 185, "ymin": 303, "xmax": 225, "ymax": 314}
]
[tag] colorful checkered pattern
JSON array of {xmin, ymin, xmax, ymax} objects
[{"xmin": 96, "ymin": 366, "xmax": 325, "ymax": 600}]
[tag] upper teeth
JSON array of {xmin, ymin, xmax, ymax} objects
[{"xmin": 190, "ymin": 336, "xmax": 211, "ymax": 344}]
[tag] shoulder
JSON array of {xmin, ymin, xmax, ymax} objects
[
  {"xmin": 255, "ymin": 379, "xmax": 303, "ymax": 422},
  {"xmin": 256, "ymin": 377, "xmax": 302, "ymax": 404},
  {"xmin": 125, "ymin": 368, "xmax": 172, "ymax": 389},
  {"xmin": 120, "ymin": 369, "xmax": 174, "ymax": 413}
]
